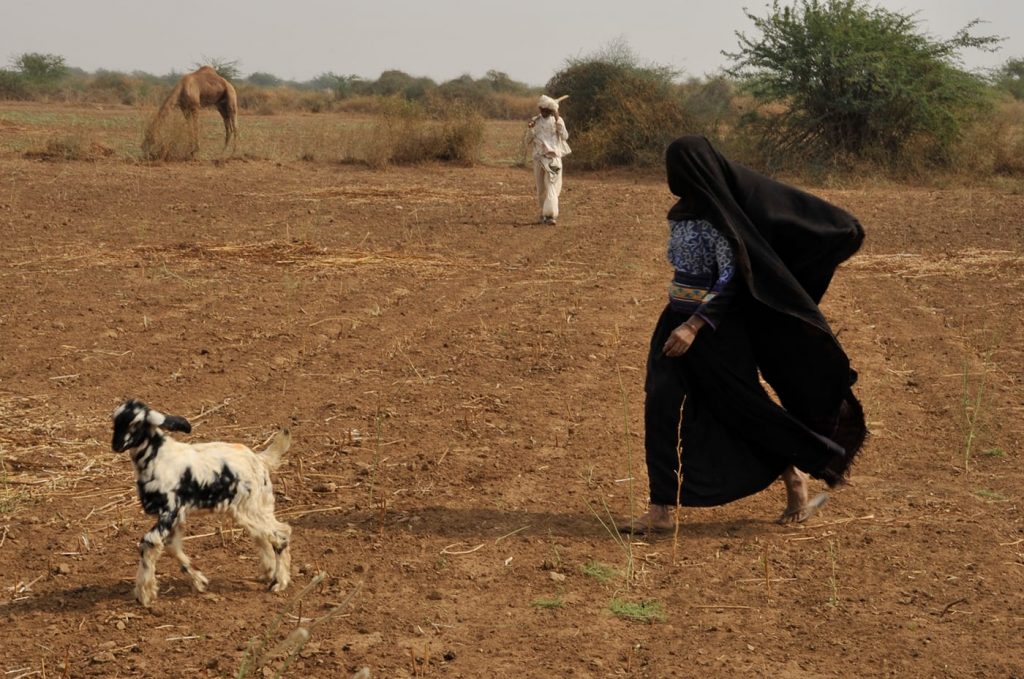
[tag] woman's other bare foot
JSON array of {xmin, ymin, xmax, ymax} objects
[
  {"xmin": 617, "ymin": 504, "xmax": 676, "ymax": 535},
  {"xmin": 778, "ymin": 466, "xmax": 829, "ymax": 524}
]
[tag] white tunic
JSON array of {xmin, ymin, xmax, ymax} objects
[{"xmin": 528, "ymin": 115, "xmax": 571, "ymax": 159}]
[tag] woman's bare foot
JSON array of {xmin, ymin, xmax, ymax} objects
[
  {"xmin": 617, "ymin": 504, "xmax": 676, "ymax": 535},
  {"xmin": 778, "ymin": 466, "xmax": 829, "ymax": 524}
]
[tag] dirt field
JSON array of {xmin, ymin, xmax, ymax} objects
[{"xmin": 1, "ymin": 106, "xmax": 1023, "ymax": 678}]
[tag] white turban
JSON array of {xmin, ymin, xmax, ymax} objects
[{"xmin": 537, "ymin": 94, "xmax": 569, "ymax": 112}]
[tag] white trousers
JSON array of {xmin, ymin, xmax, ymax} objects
[{"xmin": 533, "ymin": 156, "xmax": 563, "ymax": 220}]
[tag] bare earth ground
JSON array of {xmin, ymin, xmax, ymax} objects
[{"xmin": 1, "ymin": 106, "xmax": 1023, "ymax": 678}]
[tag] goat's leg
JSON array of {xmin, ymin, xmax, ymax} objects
[
  {"xmin": 234, "ymin": 510, "xmax": 291, "ymax": 592},
  {"xmin": 167, "ymin": 523, "xmax": 209, "ymax": 593},
  {"xmin": 233, "ymin": 512, "xmax": 281, "ymax": 584},
  {"xmin": 253, "ymin": 533, "xmax": 277, "ymax": 583},
  {"xmin": 135, "ymin": 521, "xmax": 170, "ymax": 606},
  {"xmin": 268, "ymin": 520, "xmax": 292, "ymax": 592}
]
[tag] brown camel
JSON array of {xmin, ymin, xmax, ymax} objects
[{"xmin": 143, "ymin": 66, "xmax": 238, "ymax": 158}]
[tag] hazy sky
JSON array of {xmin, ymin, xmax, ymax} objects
[{"xmin": 3, "ymin": 1, "xmax": 1021, "ymax": 85}]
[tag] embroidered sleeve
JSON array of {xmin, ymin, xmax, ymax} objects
[
  {"xmin": 695, "ymin": 225, "xmax": 738, "ymax": 329},
  {"xmin": 708, "ymin": 227, "xmax": 736, "ymax": 295}
]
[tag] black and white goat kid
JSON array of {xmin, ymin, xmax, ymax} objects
[{"xmin": 111, "ymin": 399, "xmax": 292, "ymax": 606}]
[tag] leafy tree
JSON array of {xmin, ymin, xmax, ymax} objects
[
  {"xmin": 483, "ymin": 70, "xmax": 530, "ymax": 94},
  {"xmin": 724, "ymin": 0, "xmax": 1001, "ymax": 164},
  {"xmin": 12, "ymin": 52, "xmax": 67, "ymax": 84},
  {"xmin": 246, "ymin": 72, "xmax": 282, "ymax": 87},
  {"xmin": 307, "ymin": 72, "xmax": 364, "ymax": 98},
  {"xmin": 993, "ymin": 57, "xmax": 1024, "ymax": 100}
]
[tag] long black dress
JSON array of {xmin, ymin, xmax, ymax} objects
[{"xmin": 645, "ymin": 136, "xmax": 867, "ymax": 507}]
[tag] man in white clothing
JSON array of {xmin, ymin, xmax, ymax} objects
[{"xmin": 526, "ymin": 94, "xmax": 570, "ymax": 225}]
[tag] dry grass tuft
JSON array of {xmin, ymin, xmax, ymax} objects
[
  {"xmin": 140, "ymin": 113, "xmax": 195, "ymax": 162},
  {"xmin": 24, "ymin": 131, "xmax": 115, "ymax": 162},
  {"xmin": 362, "ymin": 99, "xmax": 484, "ymax": 169}
]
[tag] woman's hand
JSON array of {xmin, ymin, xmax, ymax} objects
[{"xmin": 663, "ymin": 317, "xmax": 706, "ymax": 357}]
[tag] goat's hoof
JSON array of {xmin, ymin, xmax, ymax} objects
[
  {"xmin": 192, "ymin": 572, "xmax": 209, "ymax": 592},
  {"xmin": 135, "ymin": 587, "xmax": 156, "ymax": 607},
  {"xmin": 268, "ymin": 578, "xmax": 290, "ymax": 593}
]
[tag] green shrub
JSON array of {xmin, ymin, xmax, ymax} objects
[
  {"xmin": 725, "ymin": 0, "xmax": 1001, "ymax": 168},
  {"xmin": 0, "ymin": 70, "xmax": 29, "ymax": 100}
]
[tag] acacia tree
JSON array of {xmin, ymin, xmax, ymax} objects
[
  {"xmin": 724, "ymin": 0, "xmax": 1001, "ymax": 164},
  {"xmin": 194, "ymin": 57, "xmax": 241, "ymax": 81}
]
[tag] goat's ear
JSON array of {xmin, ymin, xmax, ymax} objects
[
  {"xmin": 145, "ymin": 408, "xmax": 168, "ymax": 428},
  {"xmin": 144, "ymin": 409, "xmax": 191, "ymax": 433},
  {"xmin": 161, "ymin": 415, "xmax": 192, "ymax": 434}
]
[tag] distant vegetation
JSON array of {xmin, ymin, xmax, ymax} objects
[
  {"xmin": 1, "ymin": 0, "xmax": 1022, "ymax": 177},
  {"xmin": 0, "ymin": 54, "xmax": 539, "ymax": 120}
]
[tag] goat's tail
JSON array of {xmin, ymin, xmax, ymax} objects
[{"xmin": 259, "ymin": 429, "xmax": 291, "ymax": 470}]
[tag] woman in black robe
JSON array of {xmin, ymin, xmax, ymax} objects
[{"xmin": 619, "ymin": 136, "xmax": 867, "ymax": 534}]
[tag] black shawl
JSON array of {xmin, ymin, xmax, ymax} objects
[{"xmin": 666, "ymin": 136, "xmax": 866, "ymax": 479}]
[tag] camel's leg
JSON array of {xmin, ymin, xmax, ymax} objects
[
  {"xmin": 184, "ymin": 109, "xmax": 199, "ymax": 159},
  {"xmin": 219, "ymin": 107, "xmax": 238, "ymax": 153},
  {"xmin": 221, "ymin": 114, "xmax": 231, "ymax": 150}
]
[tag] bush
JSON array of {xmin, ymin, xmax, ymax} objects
[
  {"xmin": 236, "ymin": 84, "xmax": 277, "ymax": 115},
  {"xmin": 26, "ymin": 132, "xmax": 114, "ymax": 162},
  {"xmin": 572, "ymin": 77, "xmax": 688, "ymax": 167},
  {"xmin": 546, "ymin": 42, "xmax": 691, "ymax": 168},
  {"xmin": 0, "ymin": 70, "xmax": 29, "ymax": 100},
  {"xmin": 85, "ymin": 70, "xmax": 139, "ymax": 105},
  {"xmin": 363, "ymin": 99, "xmax": 483, "ymax": 168},
  {"xmin": 955, "ymin": 101, "xmax": 1024, "ymax": 176},
  {"xmin": 725, "ymin": 0, "xmax": 1001, "ymax": 168},
  {"xmin": 368, "ymin": 70, "xmax": 436, "ymax": 100},
  {"xmin": 677, "ymin": 76, "xmax": 739, "ymax": 138}
]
